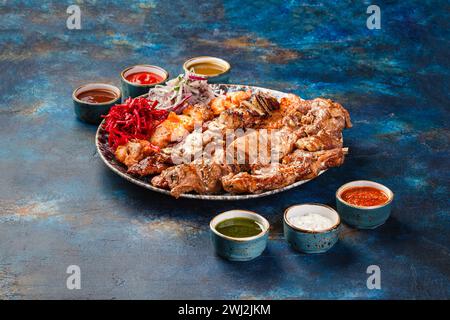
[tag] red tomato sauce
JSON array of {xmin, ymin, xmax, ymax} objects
[
  {"xmin": 341, "ymin": 186, "xmax": 389, "ymax": 207},
  {"xmin": 125, "ymin": 72, "xmax": 163, "ymax": 85}
]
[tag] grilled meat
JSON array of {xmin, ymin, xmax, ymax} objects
[
  {"xmin": 161, "ymin": 94, "xmax": 280, "ymax": 165},
  {"xmin": 222, "ymin": 147, "xmax": 346, "ymax": 194},
  {"xmin": 221, "ymin": 161, "xmax": 314, "ymax": 194},
  {"xmin": 114, "ymin": 139, "xmax": 155, "ymax": 167},
  {"xmin": 209, "ymin": 90, "xmax": 252, "ymax": 115},
  {"xmin": 150, "ymin": 104, "xmax": 214, "ymax": 148},
  {"xmin": 151, "ymin": 161, "xmax": 230, "ymax": 198},
  {"xmin": 113, "ymin": 90, "xmax": 351, "ymax": 197},
  {"xmin": 127, "ymin": 154, "xmax": 171, "ymax": 176},
  {"xmin": 226, "ymin": 126, "xmax": 299, "ymax": 165}
]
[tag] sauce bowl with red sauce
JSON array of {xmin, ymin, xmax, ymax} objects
[
  {"xmin": 72, "ymin": 83, "xmax": 121, "ymax": 124},
  {"xmin": 120, "ymin": 65, "xmax": 168, "ymax": 99},
  {"xmin": 336, "ymin": 180, "xmax": 394, "ymax": 229}
]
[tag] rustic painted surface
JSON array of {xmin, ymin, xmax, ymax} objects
[{"xmin": 0, "ymin": 0, "xmax": 449, "ymax": 299}]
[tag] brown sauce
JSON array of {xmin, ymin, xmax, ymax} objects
[{"xmin": 77, "ymin": 89, "xmax": 117, "ymax": 104}]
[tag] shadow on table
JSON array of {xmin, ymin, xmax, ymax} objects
[{"xmin": 208, "ymin": 244, "xmax": 286, "ymax": 295}]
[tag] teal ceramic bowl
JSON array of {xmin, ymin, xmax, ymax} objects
[
  {"xmin": 336, "ymin": 180, "xmax": 394, "ymax": 229},
  {"xmin": 183, "ymin": 56, "xmax": 231, "ymax": 84},
  {"xmin": 72, "ymin": 83, "xmax": 121, "ymax": 124},
  {"xmin": 284, "ymin": 204, "xmax": 341, "ymax": 254},
  {"xmin": 210, "ymin": 210, "xmax": 269, "ymax": 262},
  {"xmin": 120, "ymin": 65, "xmax": 169, "ymax": 100}
]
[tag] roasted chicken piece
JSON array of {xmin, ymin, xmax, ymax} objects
[
  {"xmin": 221, "ymin": 161, "xmax": 314, "ymax": 194},
  {"xmin": 295, "ymin": 129, "xmax": 343, "ymax": 152},
  {"xmin": 300, "ymin": 98, "xmax": 352, "ymax": 135},
  {"xmin": 216, "ymin": 92, "xmax": 279, "ymax": 129},
  {"xmin": 226, "ymin": 127, "xmax": 299, "ymax": 165},
  {"xmin": 279, "ymin": 94, "xmax": 310, "ymax": 114},
  {"xmin": 209, "ymin": 90, "xmax": 252, "ymax": 115},
  {"xmin": 150, "ymin": 104, "xmax": 214, "ymax": 149},
  {"xmin": 150, "ymin": 144, "xmax": 249, "ymax": 197},
  {"xmin": 182, "ymin": 104, "xmax": 215, "ymax": 126},
  {"xmin": 127, "ymin": 153, "xmax": 171, "ymax": 176},
  {"xmin": 151, "ymin": 161, "xmax": 227, "ymax": 198},
  {"xmin": 258, "ymin": 94, "xmax": 314, "ymax": 130},
  {"xmin": 209, "ymin": 97, "xmax": 230, "ymax": 116},
  {"xmin": 228, "ymin": 90, "xmax": 252, "ymax": 105},
  {"xmin": 293, "ymin": 98, "xmax": 351, "ymax": 151},
  {"xmin": 150, "ymin": 112, "xmax": 193, "ymax": 148},
  {"xmin": 115, "ymin": 139, "xmax": 156, "ymax": 167},
  {"xmin": 282, "ymin": 148, "xmax": 346, "ymax": 173}
]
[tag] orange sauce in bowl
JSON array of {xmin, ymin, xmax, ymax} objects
[{"xmin": 341, "ymin": 186, "xmax": 389, "ymax": 207}]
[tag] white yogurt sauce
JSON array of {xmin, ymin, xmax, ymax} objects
[{"xmin": 289, "ymin": 213, "xmax": 334, "ymax": 231}]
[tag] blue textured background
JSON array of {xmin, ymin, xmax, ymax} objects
[{"xmin": 0, "ymin": 0, "xmax": 449, "ymax": 299}]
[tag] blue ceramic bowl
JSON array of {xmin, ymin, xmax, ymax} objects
[
  {"xmin": 210, "ymin": 210, "xmax": 269, "ymax": 262},
  {"xmin": 72, "ymin": 83, "xmax": 121, "ymax": 124},
  {"xmin": 183, "ymin": 56, "xmax": 231, "ymax": 84},
  {"xmin": 120, "ymin": 65, "xmax": 169, "ymax": 100},
  {"xmin": 336, "ymin": 180, "xmax": 394, "ymax": 229},
  {"xmin": 284, "ymin": 204, "xmax": 341, "ymax": 254}
]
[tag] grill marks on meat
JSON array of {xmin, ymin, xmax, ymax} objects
[
  {"xmin": 295, "ymin": 128, "xmax": 343, "ymax": 152},
  {"xmin": 127, "ymin": 153, "xmax": 171, "ymax": 176},
  {"xmin": 222, "ymin": 162, "xmax": 314, "ymax": 194}
]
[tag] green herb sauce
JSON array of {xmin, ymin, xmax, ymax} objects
[{"xmin": 215, "ymin": 217, "xmax": 263, "ymax": 238}]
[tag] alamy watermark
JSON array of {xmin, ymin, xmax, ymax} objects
[
  {"xmin": 366, "ymin": 265, "xmax": 381, "ymax": 290},
  {"xmin": 66, "ymin": 265, "xmax": 81, "ymax": 290},
  {"xmin": 366, "ymin": 5, "xmax": 381, "ymax": 30},
  {"xmin": 66, "ymin": 5, "xmax": 81, "ymax": 30}
]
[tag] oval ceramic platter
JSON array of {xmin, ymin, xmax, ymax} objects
[{"xmin": 96, "ymin": 84, "xmax": 326, "ymax": 200}]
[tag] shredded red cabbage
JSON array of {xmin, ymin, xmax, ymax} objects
[{"xmin": 102, "ymin": 97, "xmax": 168, "ymax": 150}]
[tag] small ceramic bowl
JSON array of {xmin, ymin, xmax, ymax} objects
[
  {"xmin": 72, "ymin": 83, "xmax": 121, "ymax": 124},
  {"xmin": 120, "ymin": 65, "xmax": 169, "ymax": 99},
  {"xmin": 284, "ymin": 204, "xmax": 341, "ymax": 254},
  {"xmin": 336, "ymin": 180, "xmax": 394, "ymax": 229},
  {"xmin": 183, "ymin": 56, "xmax": 231, "ymax": 83},
  {"xmin": 210, "ymin": 210, "xmax": 269, "ymax": 262}
]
